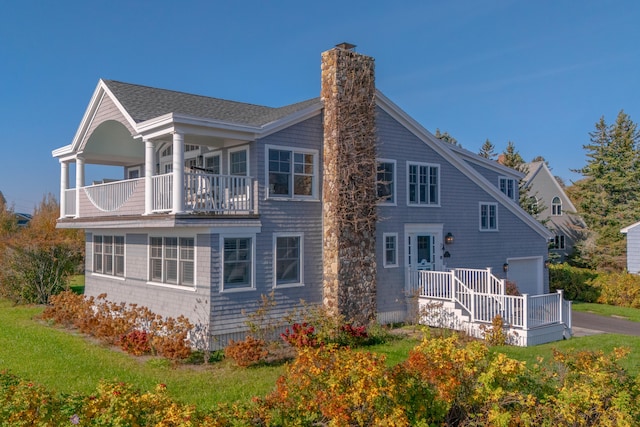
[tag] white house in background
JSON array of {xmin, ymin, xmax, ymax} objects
[
  {"xmin": 523, "ymin": 161, "xmax": 585, "ymax": 262},
  {"xmin": 51, "ymin": 44, "xmax": 570, "ymax": 347},
  {"xmin": 621, "ymin": 222, "xmax": 640, "ymax": 273}
]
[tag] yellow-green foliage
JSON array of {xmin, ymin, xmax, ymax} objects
[
  {"xmin": 590, "ymin": 271, "xmax": 640, "ymax": 308},
  {"xmin": 2, "ymin": 336, "xmax": 640, "ymax": 426}
]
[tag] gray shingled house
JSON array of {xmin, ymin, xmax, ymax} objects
[{"xmin": 52, "ymin": 44, "xmax": 571, "ymax": 347}]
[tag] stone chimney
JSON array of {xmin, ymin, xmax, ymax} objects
[{"xmin": 321, "ymin": 43, "xmax": 377, "ymax": 325}]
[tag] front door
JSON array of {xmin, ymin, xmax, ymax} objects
[{"xmin": 408, "ymin": 233, "xmax": 436, "ymax": 271}]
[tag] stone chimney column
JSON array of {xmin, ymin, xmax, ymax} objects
[{"xmin": 321, "ymin": 43, "xmax": 377, "ymax": 325}]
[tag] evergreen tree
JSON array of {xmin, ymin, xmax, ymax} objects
[
  {"xmin": 478, "ymin": 139, "xmax": 497, "ymax": 159},
  {"xmin": 571, "ymin": 110, "xmax": 640, "ymax": 270},
  {"xmin": 501, "ymin": 141, "xmax": 525, "ymax": 169},
  {"xmin": 434, "ymin": 129, "xmax": 460, "ymax": 147}
]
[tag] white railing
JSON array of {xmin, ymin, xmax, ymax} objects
[
  {"xmin": 64, "ymin": 188, "xmax": 76, "ymax": 217},
  {"xmin": 84, "ymin": 178, "xmax": 141, "ymax": 212},
  {"xmin": 454, "ymin": 267, "xmax": 505, "ymax": 294},
  {"xmin": 412, "ymin": 268, "xmax": 567, "ymax": 330},
  {"xmin": 183, "ymin": 173, "xmax": 254, "ymax": 214},
  {"xmin": 152, "ymin": 174, "xmax": 173, "ymax": 212}
]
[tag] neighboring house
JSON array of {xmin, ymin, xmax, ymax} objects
[
  {"xmin": 52, "ymin": 44, "xmax": 569, "ymax": 347},
  {"xmin": 621, "ymin": 222, "xmax": 640, "ymax": 273},
  {"xmin": 15, "ymin": 212, "xmax": 32, "ymax": 227},
  {"xmin": 523, "ymin": 161, "xmax": 585, "ymax": 262}
]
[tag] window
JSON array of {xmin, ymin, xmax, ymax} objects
[
  {"xmin": 127, "ymin": 167, "xmax": 141, "ymax": 179},
  {"xmin": 274, "ymin": 234, "xmax": 303, "ymax": 287},
  {"xmin": 552, "ymin": 196, "xmax": 562, "ymax": 216},
  {"xmin": 267, "ymin": 146, "xmax": 317, "ymax": 198},
  {"xmin": 149, "ymin": 237, "xmax": 194, "ymax": 286},
  {"xmin": 377, "ymin": 160, "xmax": 395, "ymax": 204},
  {"xmin": 553, "ymin": 234, "xmax": 565, "ymax": 250},
  {"xmin": 222, "ymin": 237, "xmax": 253, "ymax": 290},
  {"xmin": 499, "ymin": 177, "xmax": 517, "ymax": 201},
  {"xmin": 204, "ymin": 153, "xmax": 221, "ymax": 174},
  {"xmin": 93, "ymin": 235, "xmax": 124, "ymax": 277},
  {"xmin": 229, "ymin": 148, "xmax": 248, "ymax": 176},
  {"xmin": 479, "ymin": 203, "xmax": 498, "ymax": 231},
  {"xmin": 383, "ymin": 233, "xmax": 398, "ymax": 268},
  {"xmin": 408, "ymin": 162, "xmax": 439, "ymax": 205}
]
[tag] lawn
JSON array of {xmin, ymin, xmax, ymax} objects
[
  {"xmin": 572, "ymin": 301, "xmax": 640, "ymax": 322},
  {"xmin": 2, "ymin": 299, "xmax": 640, "ymax": 410}
]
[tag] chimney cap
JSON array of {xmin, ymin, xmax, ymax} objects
[{"xmin": 335, "ymin": 42, "xmax": 356, "ymax": 51}]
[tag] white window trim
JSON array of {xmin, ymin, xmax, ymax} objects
[
  {"xmin": 264, "ymin": 144, "xmax": 319, "ymax": 200},
  {"xmin": 272, "ymin": 232, "xmax": 304, "ymax": 288},
  {"xmin": 219, "ymin": 232, "xmax": 256, "ymax": 293},
  {"xmin": 479, "ymin": 202, "xmax": 499, "ymax": 231},
  {"xmin": 552, "ymin": 196, "xmax": 563, "ymax": 216},
  {"xmin": 228, "ymin": 146, "xmax": 250, "ymax": 176},
  {"xmin": 203, "ymin": 151, "xmax": 222, "ymax": 173},
  {"xmin": 147, "ymin": 235, "xmax": 197, "ymax": 290},
  {"xmin": 127, "ymin": 166, "xmax": 142, "ymax": 180},
  {"xmin": 383, "ymin": 232, "xmax": 399, "ymax": 268},
  {"xmin": 498, "ymin": 176, "xmax": 517, "ymax": 202},
  {"xmin": 92, "ymin": 234, "xmax": 126, "ymax": 279},
  {"xmin": 406, "ymin": 161, "xmax": 441, "ymax": 207},
  {"xmin": 377, "ymin": 158, "xmax": 397, "ymax": 206}
]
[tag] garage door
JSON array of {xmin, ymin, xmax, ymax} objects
[{"xmin": 506, "ymin": 257, "xmax": 543, "ymax": 295}]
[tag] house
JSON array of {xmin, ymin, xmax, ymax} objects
[
  {"xmin": 621, "ymin": 221, "xmax": 640, "ymax": 273},
  {"xmin": 52, "ymin": 43, "xmax": 570, "ymax": 347},
  {"xmin": 15, "ymin": 212, "xmax": 32, "ymax": 227},
  {"xmin": 523, "ymin": 161, "xmax": 585, "ymax": 262}
]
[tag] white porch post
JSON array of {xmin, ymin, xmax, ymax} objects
[
  {"xmin": 75, "ymin": 156, "xmax": 85, "ymax": 218},
  {"xmin": 144, "ymin": 139, "xmax": 154, "ymax": 215},
  {"xmin": 171, "ymin": 132, "xmax": 184, "ymax": 214},
  {"xmin": 59, "ymin": 161, "xmax": 69, "ymax": 218}
]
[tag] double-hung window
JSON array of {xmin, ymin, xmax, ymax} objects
[
  {"xmin": 229, "ymin": 148, "xmax": 248, "ymax": 176},
  {"xmin": 267, "ymin": 146, "xmax": 317, "ymax": 199},
  {"xmin": 499, "ymin": 177, "xmax": 517, "ymax": 201},
  {"xmin": 149, "ymin": 237, "xmax": 195, "ymax": 286},
  {"xmin": 222, "ymin": 237, "xmax": 254, "ymax": 291},
  {"xmin": 383, "ymin": 233, "xmax": 398, "ymax": 268},
  {"xmin": 479, "ymin": 203, "xmax": 498, "ymax": 231},
  {"xmin": 274, "ymin": 234, "xmax": 303, "ymax": 287},
  {"xmin": 94, "ymin": 235, "xmax": 125, "ymax": 277},
  {"xmin": 408, "ymin": 162, "xmax": 439, "ymax": 206},
  {"xmin": 553, "ymin": 234, "xmax": 565, "ymax": 249},
  {"xmin": 377, "ymin": 160, "xmax": 396, "ymax": 204}
]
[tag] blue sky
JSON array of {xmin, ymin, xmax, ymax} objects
[{"xmin": 1, "ymin": 0, "xmax": 639, "ymax": 213}]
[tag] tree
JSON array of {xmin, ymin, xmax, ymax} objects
[
  {"xmin": 478, "ymin": 139, "xmax": 497, "ymax": 159},
  {"xmin": 501, "ymin": 141, "xmax": 525, "ymax": 169},
  {"xmin": 570, "ymin": 110, "xmax": 640, "ymax": 270},
  {"xmin": 0, "ymin": 194, "xmax": 84, "ymax": 304},
  {"xmin": 434, "ymin": 129, "xmax": 460, "ymax": 147}
]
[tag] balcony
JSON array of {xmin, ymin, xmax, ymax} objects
[{"xmin": 61, "ymin": 172, "xmax": 257, "ymax": 219}]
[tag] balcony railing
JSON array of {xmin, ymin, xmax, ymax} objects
[{"xmin": 61, "ymin": 173, "xmax": 257, "ymax": 218}]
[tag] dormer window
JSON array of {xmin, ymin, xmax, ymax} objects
[{"xmin": 499, "ymin": 177, "xmax": 517, "ymax": 201}]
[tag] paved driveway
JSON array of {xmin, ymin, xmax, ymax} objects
[{"xmin": 572, "ymin": 310, "xmax": 640, "ymax": 337}]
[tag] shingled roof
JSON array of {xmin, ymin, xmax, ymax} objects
[{"xmin": 103, "ymin": 80, "xmax": 319, "ymax": 127}]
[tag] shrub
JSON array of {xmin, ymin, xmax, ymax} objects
[
  {"xmin": 118, "ymin": 330, "xmax": 151, "ymax": 356},
  {"xmin": 590, "ymin": 271, "xmax": 640, "ymax": 308},
  {"xmin": 224, "ymin": 336, "xmax": 268, "ymax": 367},
  {"xmin": 280, "ymin": 322, "xmax": 318, "ymax": 348},
  {"xmin": 549, "ymin": 263, "xmax": 599, "ymax": 302}
]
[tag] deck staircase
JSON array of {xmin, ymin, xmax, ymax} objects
[{"xmin": 408, "ymin": 268, "xmax": 572, "ymax": 346}]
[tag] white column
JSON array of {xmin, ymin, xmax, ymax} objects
[
  {"xmin": 59, "ymin": 161, "xmax": 69, "ymax": 218},
  {"xmin": 172, "ymin": 132, "xmax": 184, "ymax": 214},
  {"xmin": 144, "ymin": 139, "xmax": 154, "ymax": 215},
  {"xmin": 75, "ymin": 156, "xmax": 85, "ymax": 218}
]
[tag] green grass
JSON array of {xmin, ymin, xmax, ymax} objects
[
  {"xmin": 495, "ymin": 334, "xmax": 640, "ymax": 375},
  {"xmin": 0, "ymin": 300, "xmax": 282, "ymax": 410},
  {"xmin": 572, "ymin": 301, "xmax": 640, "ymax": 322}
]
